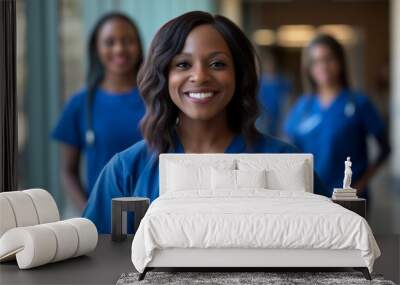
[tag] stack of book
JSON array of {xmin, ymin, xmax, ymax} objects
[{"xmin": 332, "ymin": 188, "xmax": 358, "ymax": 200}]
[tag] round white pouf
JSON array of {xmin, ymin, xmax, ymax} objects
[
  {"xmin": 0, "ymin": 218, "xmax": 98, "ymax": 269},
  {"xmin": 64, "ymin": 218, "xmax": 98, "ymax": 257},
  {"xmin": 0, "ymin": 226, "xmax": 57, "ymax": 269},
  {"xmin": 0, "ymin": 196, "xmax": 17, "ymax": 237},
  {"xmin": 23, "ymin": 189, "xmax": 60, "ymax": 223},
  {"xmin": 0, "ymin": 191, "xmax": 39, "ymax": 228},
  {"xmin": 42, "ymin": 221, "xmax": 79, "ymax": 262}
]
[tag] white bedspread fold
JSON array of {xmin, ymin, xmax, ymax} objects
[{"xmin": 131, "ymin": 190, "xmax": 380, "ymax": 273}]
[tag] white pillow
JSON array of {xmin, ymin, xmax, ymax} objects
[
  {"xmin": 237, "ymin": 169, "xmax": 267, "ymax": 189},
  {"xmin": 211, "ymin": 168, "xmax": 267, "ymax": 190},
  {"xmin": 211, "ymin": 168, "xmax": 236, "ymax": 189},
  {"xmin": 166, "ymin": 160, "xmax": 235, "ymax": 192},
  {"xmin": 237, "ymin": 159, "xmax": 308, "ymax": 191},
  {"xmin": 267, "ymin": 165, "xmax": 307, "ymax": 191},
  {"xmin": 167, "ymin": 162, "xmax": 209, "ymax": 191}
]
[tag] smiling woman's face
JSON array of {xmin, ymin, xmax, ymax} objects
[
  {"xmin": 309, "ymin": 44, "xmax": 341, "ymax": 88},
  {"xmin": 168, "ymin": 24, "xmax": 235, "ymax": 121},
  {"xmin": 97, "ymin": 19, "xmax": 141, "ymax": 76}
]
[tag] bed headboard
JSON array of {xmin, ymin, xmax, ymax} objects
[{"xmin": 159, "ymin": 153, "xmax": 314, "ymax": 195}]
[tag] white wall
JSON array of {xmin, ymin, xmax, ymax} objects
[{"xmin": 390, "ymin": 0, "xmax": 400, "ymax": 177}]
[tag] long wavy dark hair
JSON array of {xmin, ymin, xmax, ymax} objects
[
  {"xmin": 86, "ymin": 12, "xmax": 143, "ymax": 141},
  {"xmin": 302, "ymin": 34, "xmax": 350, "ymax": 93},
  {"xmin": 138, "ymin": 11, "xmax": 261, "ymax": 154}
]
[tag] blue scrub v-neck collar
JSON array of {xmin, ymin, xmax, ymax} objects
[
  {"xmin": 315, "ymin": 89, "xmax": 347, "ymax": 112},
  {"xmin": 98, "ymin": 86, "xmax": 138, "ymax": 97},
  {"xmin": 173, "ymin": 132, "xmax": 246, "ymax": 154}
]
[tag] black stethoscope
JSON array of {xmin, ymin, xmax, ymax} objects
[{"xmin": 84, "ymin": 86, "xmax": 139, "ymax": 146}]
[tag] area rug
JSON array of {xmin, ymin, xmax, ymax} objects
[{"xmin": 116, "ymin": 271, "xmax": 396, "ymax": 285}]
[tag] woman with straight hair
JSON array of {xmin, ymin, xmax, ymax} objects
[
  {"xmin": 52, "ymin": 12, "xmax": 145, "ymax": 211},
  {"xmin": 83, "ymin": 11, "xmax": 326, "ymax": 233},
  {"xmin": 284, "ymin": 34, "xmax": 390, "ymax": 199}
]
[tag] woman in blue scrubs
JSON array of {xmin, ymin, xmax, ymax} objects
[
  {"xmin": 284, "ymin": 34, "xmax": 390, "ymax": 198},
  {"xmin": 83, "ymin": 11, "xmax": 326, "ymax": 233},
  {"xmin": 52, "ymin": 13, "xmax": 145, "ymax": 211}
]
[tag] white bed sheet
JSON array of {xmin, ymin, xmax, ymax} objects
[{"xmin": 131, "ymin": 190, "xmax": 380, "ymax": 273}]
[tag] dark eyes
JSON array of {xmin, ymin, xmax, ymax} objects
[
  {"xmin": 104, "ymin": 39, "xmax": 114, "ymax": 48},
  {"xmin": 176, "ymin": 61, "xmax": 191, "ymax": 69},
  {"xmin": 103, "ymin": 37, "xmax": 134, "ymax": 48},
  {"xmin": 175, "ymin": 61, "xmax": 227, "ymax": 70},
  {"xmin": 210, "ymin": 61, "xmax": 226, "ymax": 68}
]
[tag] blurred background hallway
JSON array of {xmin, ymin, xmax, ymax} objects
[{"xmin": 14, "ymin": 0, "xmax": 400, "ymax": 235}]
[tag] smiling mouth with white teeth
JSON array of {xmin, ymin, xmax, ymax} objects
[{"xmin": 184, "ymin": 91, "xmax": 217, "ymax": 103}]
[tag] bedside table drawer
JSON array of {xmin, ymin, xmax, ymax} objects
[{"xmin": 331, "ymin": 199, "xmax": 366, "ymax": 218}]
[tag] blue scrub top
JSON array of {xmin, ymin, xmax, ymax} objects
[
  {"xmin": 284, "ymin": 89, "xmax": 385, "ymax": 197},
  {"xmin": 83, "ymin": 133, "xmax": 327, "ymax": 233},
  {"xmin": 256, "ymin": 73, "xmax": 292, "ymax": 136},
  {"xmin": 52, "ymin": 87, "xmax": 145, "ymax": 194}
]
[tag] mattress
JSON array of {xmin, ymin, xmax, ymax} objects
[{"xmin": 131, "ymin": 190, "xmax": 380, "ymax": 273}]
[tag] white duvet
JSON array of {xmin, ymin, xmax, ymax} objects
[{"xmin": 131, "ymin": 190, "xmax": 380, "ymax": 273}]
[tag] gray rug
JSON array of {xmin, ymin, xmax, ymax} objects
[{"xmin": 117, "ymin": 271, "xmax": 396, "ymax": 285}]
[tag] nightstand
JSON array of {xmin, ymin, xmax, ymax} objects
[
  {"xmin": 111, "ymin": 197, "xmax": 149, "ymax": 242},
  {"xmin": 331, "ymin": 198, "xmax": 366, "ymax": 218}
]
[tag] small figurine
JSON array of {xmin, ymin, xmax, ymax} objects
[
  {"xmin": 333, "ymin": 157, "xmax": 357, "ymax": 198},
  {"xmin": 343, "ymin": 157, "xmax": 353, "ymax": 190}
]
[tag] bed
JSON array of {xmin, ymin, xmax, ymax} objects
[{"xmin": 131, "ymin": 154, "xmax": 380, "ymax": 280}]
